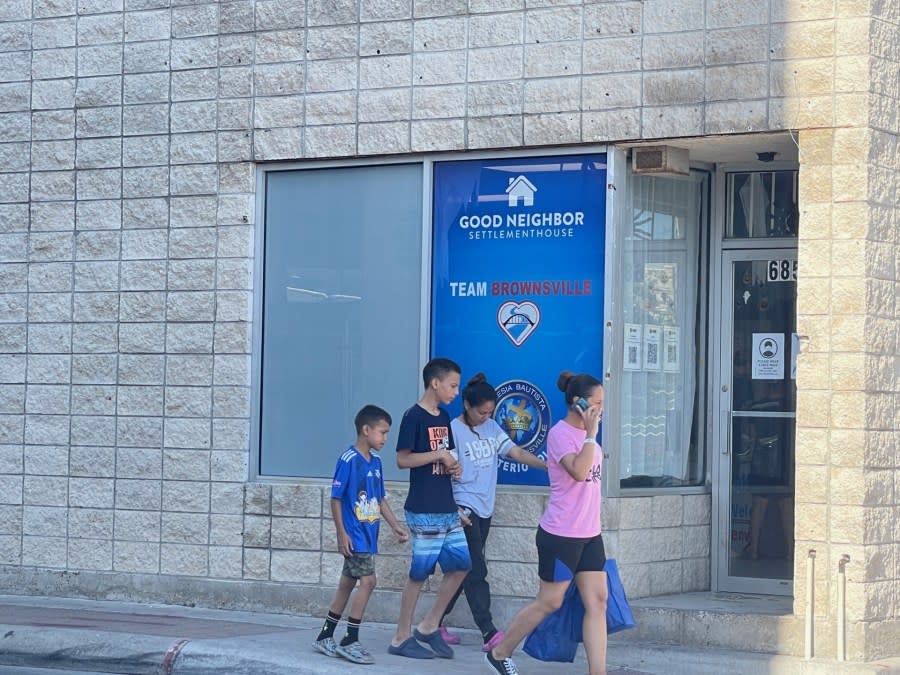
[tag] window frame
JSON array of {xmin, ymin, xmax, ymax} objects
[
  {"xmin": 250, "ymin": 146, "xmax": 612, "ymax": 484},
  {"xmin": 250, "ymin": 156, "xmax": 430, "ymax": 483},
  {"xmin": 603, "ymin": 156, "xmax": 713, "ymax": 497}
]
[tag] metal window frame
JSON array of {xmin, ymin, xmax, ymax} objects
[
  {"xmin": 250, "ymin": 145, "xmax": 611, "ymax": 484},
  {"xmin": 604, "ymin": 156, "xmax": 713, "ymax": 498},
  {"xmin": 250, "ymin": 156, "xmax": 426, "ymax": 483}
]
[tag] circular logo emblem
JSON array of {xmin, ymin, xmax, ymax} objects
[
  {"xmin": 493, "ymin": 380, "xmax": 550, "ymax": 452},
  {"xmin": 759, "ymin": 338, "xmax": 778, "ymax": 359}
]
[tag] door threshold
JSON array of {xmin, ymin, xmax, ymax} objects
[{"xmin": 630, "ymin": 591, "xmax": 793, "ymax": 616}]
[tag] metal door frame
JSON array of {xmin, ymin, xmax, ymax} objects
[{"xmin": 711, "ymin": 247, "xmax": 797, "ymax": 595}]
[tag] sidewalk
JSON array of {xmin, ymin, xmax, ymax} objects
[{"xmin": 1, "ymin": 593, "xmax": 899, "ymax": 675}]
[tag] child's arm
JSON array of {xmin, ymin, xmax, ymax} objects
[
  {"xmin": 395, "ymin": 413, "xmax": 459, "ymax": 472},
  {"xmin": 397, "ymin": 447, "xmax": 458, "ymax": 471},
  {"xmin": 330, "ymin": 497, "xmax": 353, "ymax": 557},
  {"xmin": 507, "ymin": 445, "xmax": 548, "ymax": 471},
  {"xmin": 379, "ymin": 497, "xmax": 408, "ymax": 542},
  {"xmin": 447, "ymin": 423, "xmax": 462, "ymax": 480}
]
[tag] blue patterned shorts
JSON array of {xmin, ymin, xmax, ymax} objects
[{"xmin": 405, "ymin": 511, "xmax": 472, "ymax": 581}]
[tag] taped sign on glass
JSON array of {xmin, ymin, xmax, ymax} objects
[{"xmin": 752, "ymin": 332, "xmax": 785, "ymax": 380}]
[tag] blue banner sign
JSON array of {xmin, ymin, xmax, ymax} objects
[{"xmin": 431, "ymin": 155, "xmax": 607, "ymax": 485}]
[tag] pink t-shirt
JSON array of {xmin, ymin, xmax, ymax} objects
[{"xmin": 538, "ymin": 420, "xmax": 602, "ymax": 538}]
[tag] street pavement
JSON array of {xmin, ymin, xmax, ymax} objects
[
  {"xmin": 0, "ymin": 669, "xmax": 111, "ymax": 675},
  {"xmin": 2, "ymin": 593, "xmax": 900, "ymax": 674}
]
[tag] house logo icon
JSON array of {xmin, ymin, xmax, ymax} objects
[{"xmin": 506, "ymin": 175, "xmax": 536, "ymax": 207}]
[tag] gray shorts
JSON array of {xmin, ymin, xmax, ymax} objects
[{"xmin": 342, "ymin": 552, "xmax": 375, "ymax": 579}]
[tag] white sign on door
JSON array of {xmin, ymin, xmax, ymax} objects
[{"xmin": 752, "ymin": 333, "xmax": 785, "ymax": 380}]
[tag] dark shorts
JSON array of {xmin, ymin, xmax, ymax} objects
[
  {"xmin": 342, "ymin": 552, "xmax": 375, "ymax": 579},
  {"xmin": 536, "ymin": 526, "xmax": 606, "ymax": 583}
]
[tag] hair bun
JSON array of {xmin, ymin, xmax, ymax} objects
[
  {"xmin": 557, "ymin": 370, "xmax": 575, "ymax": 392},
  {"xmin": 467, "ymin": 372, "xmax": 487, "ymax": 387}
]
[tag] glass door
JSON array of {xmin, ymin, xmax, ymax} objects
[{"xmin": 716, "ymin": 250, "xmax": 797, "ymax": 594}]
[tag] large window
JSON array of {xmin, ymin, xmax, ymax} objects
[
  {"xmin": 258, "ymin": 164, "xmax": 423, "ymax": 478},
  {"xmin": 614, "ymin": 170, "xmax": 706, "ymax": 489}
]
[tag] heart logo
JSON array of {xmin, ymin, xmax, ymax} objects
[{"xmin": 497, "ymin": 301, "xmax": 541, "ymax": 346}]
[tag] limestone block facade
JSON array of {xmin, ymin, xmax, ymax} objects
[{"xmin": 0, "ymin": 0, "xmax": 897, "ymax": 664}]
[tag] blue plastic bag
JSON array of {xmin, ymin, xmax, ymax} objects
[
  {"xmin": 604, "ymin": 558, "xmax": 637, "ymax": 634},
  {"xmin": 523, "ymin": 558, "xmax": 636, "ymax": 662},
  {"xmin": 523, "ymin": 581, "xmax": 582, "ymax": 662}
]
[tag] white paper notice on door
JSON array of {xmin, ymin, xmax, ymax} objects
[
  {"xmin": 624, "ymin": 323, "xmax": 642, "ymax": 371},
  {"xmin": 752, "ymin": 332, "xmax": 785, "ymax": 380},
  {"xmin": 643, "ymin": 324, "xmax": 662, "ymax": 371},
  {"xmin": 663, "ymin": 326, "xmax": 680, "ymax": 373}
]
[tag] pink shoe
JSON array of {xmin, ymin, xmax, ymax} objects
[
  {"xmin": 482, "ymin": 630, "xmax": 504, "ymax": 652},
  {"xmin": 438, "ymin": 626, "xmax": 461, "ymax": 645}
]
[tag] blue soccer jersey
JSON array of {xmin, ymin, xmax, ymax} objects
[{"xmin": 331, "ymin": 446, "xmax": 386, "ymax": 554}]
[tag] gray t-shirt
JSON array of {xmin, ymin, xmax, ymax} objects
[{"xmin": 450, "ymin": 417, "xmax": 515, "ymax": 518}]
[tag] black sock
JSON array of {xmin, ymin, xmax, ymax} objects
[
  {"xmin": 341, "ymin": 616, "xmax": 361, "ymax": 645},
  {"xmin": 482, "ymin": 628, "xmax": 497, "ymax": 643},
  {"xmin": 316, "ymin": 610, "xmax": 341, "ymax": 641}
]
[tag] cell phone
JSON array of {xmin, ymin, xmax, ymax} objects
[{"xmin": 575, "ymin": 397, "xmax": 590, "ymax": 412}]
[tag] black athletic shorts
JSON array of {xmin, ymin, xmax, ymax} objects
[{"xmin": 536, "ymin": 525, "xmax": 606, "ymax": 583}]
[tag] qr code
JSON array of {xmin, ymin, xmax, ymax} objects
[
  {"xmin": 647, "ymin": 343, "xmax": 658, "ymax": 364},
  {"xmin": 667, "ymin": 345, "xmax": 676, "ymax": 361},
  {"xmin": 628, "ymin": 346, "xmax": 638, "ymax": 363}
]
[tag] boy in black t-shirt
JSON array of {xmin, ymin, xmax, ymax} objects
[{"xmin": 387, "ymin": 358, "xmax": 472, "ymax": 660}]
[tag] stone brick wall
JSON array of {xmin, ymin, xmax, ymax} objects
[
  {"xmin": 859, "ymin": 1, "xmax": 899, "ymax": 659},
  {"xmin": 0, "ymin": 0, "xmax": 895, "ymax": 655},
  {"xmin": 0, "ymin": 0, "xmax": 766, "ymax": 594},
  {"xmin": 791, "ymin": 0, "xmax": 899, "ymax": 662}
]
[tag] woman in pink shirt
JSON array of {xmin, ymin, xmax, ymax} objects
[{"xmin": 485, "ymin": 371, "xmax": 607, "ymax": 675}]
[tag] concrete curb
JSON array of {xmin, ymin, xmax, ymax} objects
[
  {"xmin": 0, "ymin": 625, "xmax": 174, "ymax": 675},
  {"xmin": 0, "ymin": 621, "xmax": 563, "ymax": 675}
]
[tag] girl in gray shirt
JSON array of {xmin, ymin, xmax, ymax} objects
[{"xmin": 438, "ymin": 373, "xmax": 547, "ymax": 652}]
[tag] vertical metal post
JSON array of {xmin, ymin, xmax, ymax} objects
[
  {"xmin": 805, "ymin": 549, "xmax": 816, "ymax": 659},
  {"xmin": 837, "ymin": 554, "xmax": 850, "ymax": 661}
]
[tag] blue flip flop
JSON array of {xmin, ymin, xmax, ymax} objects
[
  {"xmin": 388, "ymin": 637, "xmax": 435, "ymax": 659},
  {"xmin": 413, "ymin": 628, "xmax": 454, "ymax": 659}
]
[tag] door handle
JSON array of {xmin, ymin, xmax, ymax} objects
[{"xmin": 721, "ymin": 410, "xmax": 732, "ymax": 455}]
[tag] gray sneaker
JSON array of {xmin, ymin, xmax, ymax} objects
[
  {"xmin": 313, "ymin": 636, "xmax": 339, "ymax": 657},
  {"xmin": 336, "ymin": 640, "xmax": 375, "ymax": 664}
]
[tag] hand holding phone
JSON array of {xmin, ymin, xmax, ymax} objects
[{"xmin": 576, "ymin": 397, "xmax": 601, "ymax": 438}]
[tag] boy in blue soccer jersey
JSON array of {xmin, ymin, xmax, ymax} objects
[{"xmin": 313, "ymin": 405, "xmax": 408, "ymax": 665}]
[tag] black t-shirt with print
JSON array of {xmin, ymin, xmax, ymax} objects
[{"xmin": 396, "ymin": 404, "xmax": 457, "ymax": 514}]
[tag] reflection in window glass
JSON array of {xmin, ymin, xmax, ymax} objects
[
  {"xmin": 726, "ymin": 171, "xmax": 798, "ymax": 238},
  {"xmin": 617, "ymin": 172, "xmax": 705, "ymax": 488},
  {"xmin": 259, "ymin": 164, "xmax": 423, "ymax": 478}
]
